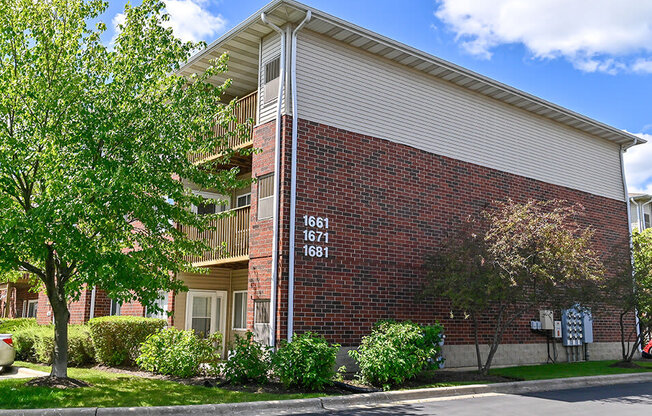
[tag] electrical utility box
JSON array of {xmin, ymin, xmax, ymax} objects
[
  {"xmin": 540, "ymin": 310, "xmax": 554, "ymax": 330},
  {"xmin": 554, "ymin": 321, "xmax": 562, "ymax": 338},
  {"xmin": 582, "ymin": 311, "xmax": 594, "ymax": 343},
  {"xmin": 561, "ymin": 308, "xmax": 593, "ymax": 346}
]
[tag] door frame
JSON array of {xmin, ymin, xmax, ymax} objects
[{"xmin": 185, "ymin": 290, "xmax": 227, "ymax": 354}]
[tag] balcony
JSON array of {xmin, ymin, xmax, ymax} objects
[
  {"xmin": 181, "ymin": 205, "xmax": 250, "ymax": 266},
  {"xmin": 189, "ymin": 91, "xmax": 258, "ymax": 166}
]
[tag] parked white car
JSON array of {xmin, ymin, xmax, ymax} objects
[{"xmin": 0, "ymin": 334, "xmax": 15, "ymax": 371}]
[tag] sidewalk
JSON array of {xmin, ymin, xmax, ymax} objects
[
  {"xmin": 2, "ymin": 372, "xmax": 652, "ymax": 415},
  {"xmin": 0, "ymin": 366, "xmax": 48, "ymax": 380}
]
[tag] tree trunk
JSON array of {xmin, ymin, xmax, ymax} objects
[
  {"xmin": 619, "ymin": 312, "xmax": 629, "ymax": 362},
  {"xmin": 472, "ymin": 313, "xmax": 483, "ymax": 373},
  {"xmin": 50, "ymin": 298, "xmax": 70, "ymax": 378}
]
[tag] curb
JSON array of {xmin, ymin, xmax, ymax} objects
[{"xmin": 3, "ymin": 372, "xmax": 652, "ymax": 415}]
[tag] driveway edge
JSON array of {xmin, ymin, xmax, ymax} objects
[{"xmin": 3, "ymin": 372, "xmax": 652, "ymax": 415}]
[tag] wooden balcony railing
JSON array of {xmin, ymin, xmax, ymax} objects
[
  {"xmin": 189, "ymin": 91, "xmax": 258, "ymax": 164},
  {"xmin": 181, "ymin": 205, "xmax": 250, "ymax": 265}
]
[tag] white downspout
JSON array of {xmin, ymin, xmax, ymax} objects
[
  {"xmin": 287, "ymin": 11, "xmax": 312, "ymax": 342},
  {"xmin": 640, "ymin": 200, "xmax": 652, "ymax": 230},
  {"xmin": 89, "ymin": 286, "xmax": 97, "ymax": 320},
  {"xmin": 621, "ymin": 139, "xmax": 642, "ymax": 351},
  {"xmin": 260, "ymin": 12, "xmax": 286, "ymax": 349}
]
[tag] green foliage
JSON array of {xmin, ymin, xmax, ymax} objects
[
  {"xmin": 12, "ymin": 325, "xmax": 93, "ymax": 366},
  {"xmin": 136, "ymin": 327, "xmax": 222, "ymax": 378},
  {"xmin": 0, "ymin": 318, "xmax": 37, "ymax": 333},
  {"xmin": 222, "ymin": 332, "xmax": 270, "ymax": 385},
  {"xmin": 0, "ymin": 0, "xmax": 250, "ymax": 375},
  {"xmin": 89, "ymin": 316, "xmax": 165, "ymax": 367},
  {"xmin": 273, "ymin": 332, "xmax": 340, "ymax": 391},
  {"xmin": 349, "ymin": 321, "xmax": 443, "ymax": 390},
  {"xmin": 424, "ymin": 199, "xmax": 602, "ymax": 374}
]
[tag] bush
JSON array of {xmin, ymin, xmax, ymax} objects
[
  {"xmin": 272, "ymin": 332, "xmax": 339, "ymax": 390},
  {"xmin": 0, "ymin": 318, "xmax": 37, "ymax": 333},
  {"xmin": 349, "ymin": 320, "xmax": 444, "ymax": 389},
  {"xmin": 12, "ymin": 325, "xmax": 94, "ymax": 366},
  {"xmin": 136, "ymin": 328, "xmax": 222, "ymax": 378},
  {"xmin": 222, "ymin": 332, "xmax": 270, "ymax": 384},
  {"xmin": 12, "ymin": 325, "xmax": 51, "ymax": 361},
  {"xmin": 89, "ymin": 316, "xmax": 165, "ymax": 366}
]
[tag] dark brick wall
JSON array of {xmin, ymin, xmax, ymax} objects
[{"xmin": 288, "ymin": 118, "xmax": 634, "ymax": 347}]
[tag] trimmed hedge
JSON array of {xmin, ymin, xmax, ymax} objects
[
  {"xmin": 0, "ymin": 318, "xmax": 37, "ymax": 333},
  {"xmin": 223, "ymin": 331, "xmax": 271, "ymax": 384},
  {"xmin": 88, "ymin": 316, "xmax": 166, "ymax": 366},
  {"xmin": 12, "ymin": 325, "xmax": 94, "ymax": 366}
]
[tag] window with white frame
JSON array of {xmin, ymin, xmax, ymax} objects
[
  {"xmin": 236, "ymin": 193, "xmax": 251, "ymax": 208},
  {"xmin": 232, "ymin": 291, "xmax": 247, "ymax": 330},
  {"xmin": 191, "ymin": 191, "xmax": 230, "ymax": 215},
  {"xmin": 257, "ymin": 174, "xmax": 274, "ymax": 220},
  {"xmin": 146, "ymin": 291, "xmax": 169, "ymax": 320},
  {"xmin": 110, "ymin": 299, "xmax": 121, "ymax": 316},
  {"xmin": 264, "ymin": 56, "xmax": 281, "ymax": 103},
  {"xmin": 26, "ymin": 300, "xmax": 38, "ymax": 318}
]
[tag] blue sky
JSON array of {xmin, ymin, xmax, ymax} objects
[{"xmin": 104, "ymin": 0, "xmax": 652, "ymax": 194}]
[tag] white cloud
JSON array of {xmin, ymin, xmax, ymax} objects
[
  {"xmin": 434, "ymin": 0, "xmax": 652, "ymax": 74},
  {"xmin": 112, "ymin": 0, "xmax": 226, "ymax": 45},
  {"xmin": 163, "ymin": 0, "xmax": 226, "ymax": 43},
  {"xmin": 624, "ymin": 133, "xmax": 652, "ymax": 194}
]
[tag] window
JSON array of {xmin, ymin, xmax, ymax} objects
[
  {"xmin": 192, "ymin": 191, "xmax": 230, "ymax": 215},
  {"xmin": 264, "ymin": 57, "xmax": 281, "ymax": 103},
  {"xmin": 146, "ymin": 291, "xmax": 169, "ymax": 320},
  {"xmin": 232, "ymin": 291, "xmax": 247, "ymax": 330},
  {"xmin": 645, "ymin": 213, "xmax": 651, "ymax": 229},
  {"xmin": 236, "ymin": 193, "xmax": 251, "ymax": 208},
  {"xmin": 26, "ymin": 300, "xmax": 38, "ymax": 318},
  {"xmin": 257, "ymin": 174, "xmax": 275, "ymax": 220},
  {"xmin": 110, "ymin": 299, "xmax": 121, "ymax": 316}
]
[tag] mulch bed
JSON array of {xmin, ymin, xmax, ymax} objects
[
  {"xmin": 609, "ymin": 361, "xmax": 644, "ymax": 369},
  {"xmin": 26, "ymin": 376, "xmax": 91, "ymax": 389}
]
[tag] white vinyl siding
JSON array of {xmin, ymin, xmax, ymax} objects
[
  {"xmin": 258, "ymin": 33, "xmax": 287, "ymax": 125},
  {"xmin": 295, "ymin": 30, "xmax": 625, "ymax": 201}
]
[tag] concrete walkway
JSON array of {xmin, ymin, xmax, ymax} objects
[{"xmin": 0, "ymin": 366, "xmax": 48, "ymax": 379}]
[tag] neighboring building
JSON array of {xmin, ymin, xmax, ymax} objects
[
  {"xmin": 0, "ymin": 275, "xmax": 39, "ymax": 320},
  {"xmin": 630, "ymin": 193, "xmax": 652, "ymax": 231},
  {"xmin": 34, "ymin": 0, "xmax": 645, "ymax": 367}
]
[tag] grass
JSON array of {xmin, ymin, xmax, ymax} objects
[
  {"xmin": 0, "ymin": 362, "xmax": 325, "ymax": 409},
  {"xmin": 490, "ymin": 360, "xmax": 652, "ymax": 381}
]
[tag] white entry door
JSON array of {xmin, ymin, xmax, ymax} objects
[{"xmin": 185, "ymin": 290, "xmax": 227, "ymax": 342}]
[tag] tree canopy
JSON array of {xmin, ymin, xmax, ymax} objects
[
  {"xmin": 0, "ymin": 0, "xmax": 249, "ymax": 377},
  {"xmin": 424, "ymin": 199, "xmax": 603, "ymax": 374}
]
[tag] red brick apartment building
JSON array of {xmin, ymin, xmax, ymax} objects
[{"xmin": 25, "ymin": 0, "xmax": 645, "ymax": 367}]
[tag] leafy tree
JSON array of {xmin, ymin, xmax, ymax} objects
[
  {"xmin": 604, "ymin": 228, "xmax": 652, "ymax": 362},
  {"xmin": 0, "ymin": 0, "xmax": 249, "ymax": 378},
  {"xmin": 424, "ymin": 200, "xmax": 603, "ymax": 374}
]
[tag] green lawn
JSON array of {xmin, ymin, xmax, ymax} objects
[
  {"xmin": 0, "ymin": 362, "xmax": 324, "ymax": 409},
  {"xmin": 491, "ymin": 360, "xmax": 652, "ymax": 381}
]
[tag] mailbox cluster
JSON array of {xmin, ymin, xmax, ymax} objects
[{"xmin": 561, "ymin": 308, "xmax": 593, "ymax": 346}]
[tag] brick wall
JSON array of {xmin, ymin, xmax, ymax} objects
[{"xmin": 288, "ymin": 118, "xmax": 634, "ymax": 347}]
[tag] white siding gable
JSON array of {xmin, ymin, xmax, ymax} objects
[{"xmin": 294, "ymin": 30, "xmax": 625, "ymax": 201}]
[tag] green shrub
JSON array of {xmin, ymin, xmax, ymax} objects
[
  {"xmin": 272, "ymin": 332, "xmax": 340, "ymax": 390},
  {"xmin": 348, "ymin": 320, "xmax": 444, "ymax": 389},
  {"xmin": 89, "ymin": 316, "xmax": 165, "ymax": 366},
  {"xmin": 222, "ymin": 332, "xmax": 270, "ymax": 384},
  {"xmin": 12, "ymin": 325, "xmax": 94, "ymax": 366},
  {"xmin": 136, "ymin": 328, "xmax": 222, "ymax": 378},
  {"xmin": 33, "ymin": 325, "xmax": 95, "ymax": 366},
  {"xmin": 0, "ymin": 318, "xmax": 37, "ymax": 333},
  {"xmin": 12, "ymin": 325, "xmax": 51, "ymax": 361}
]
